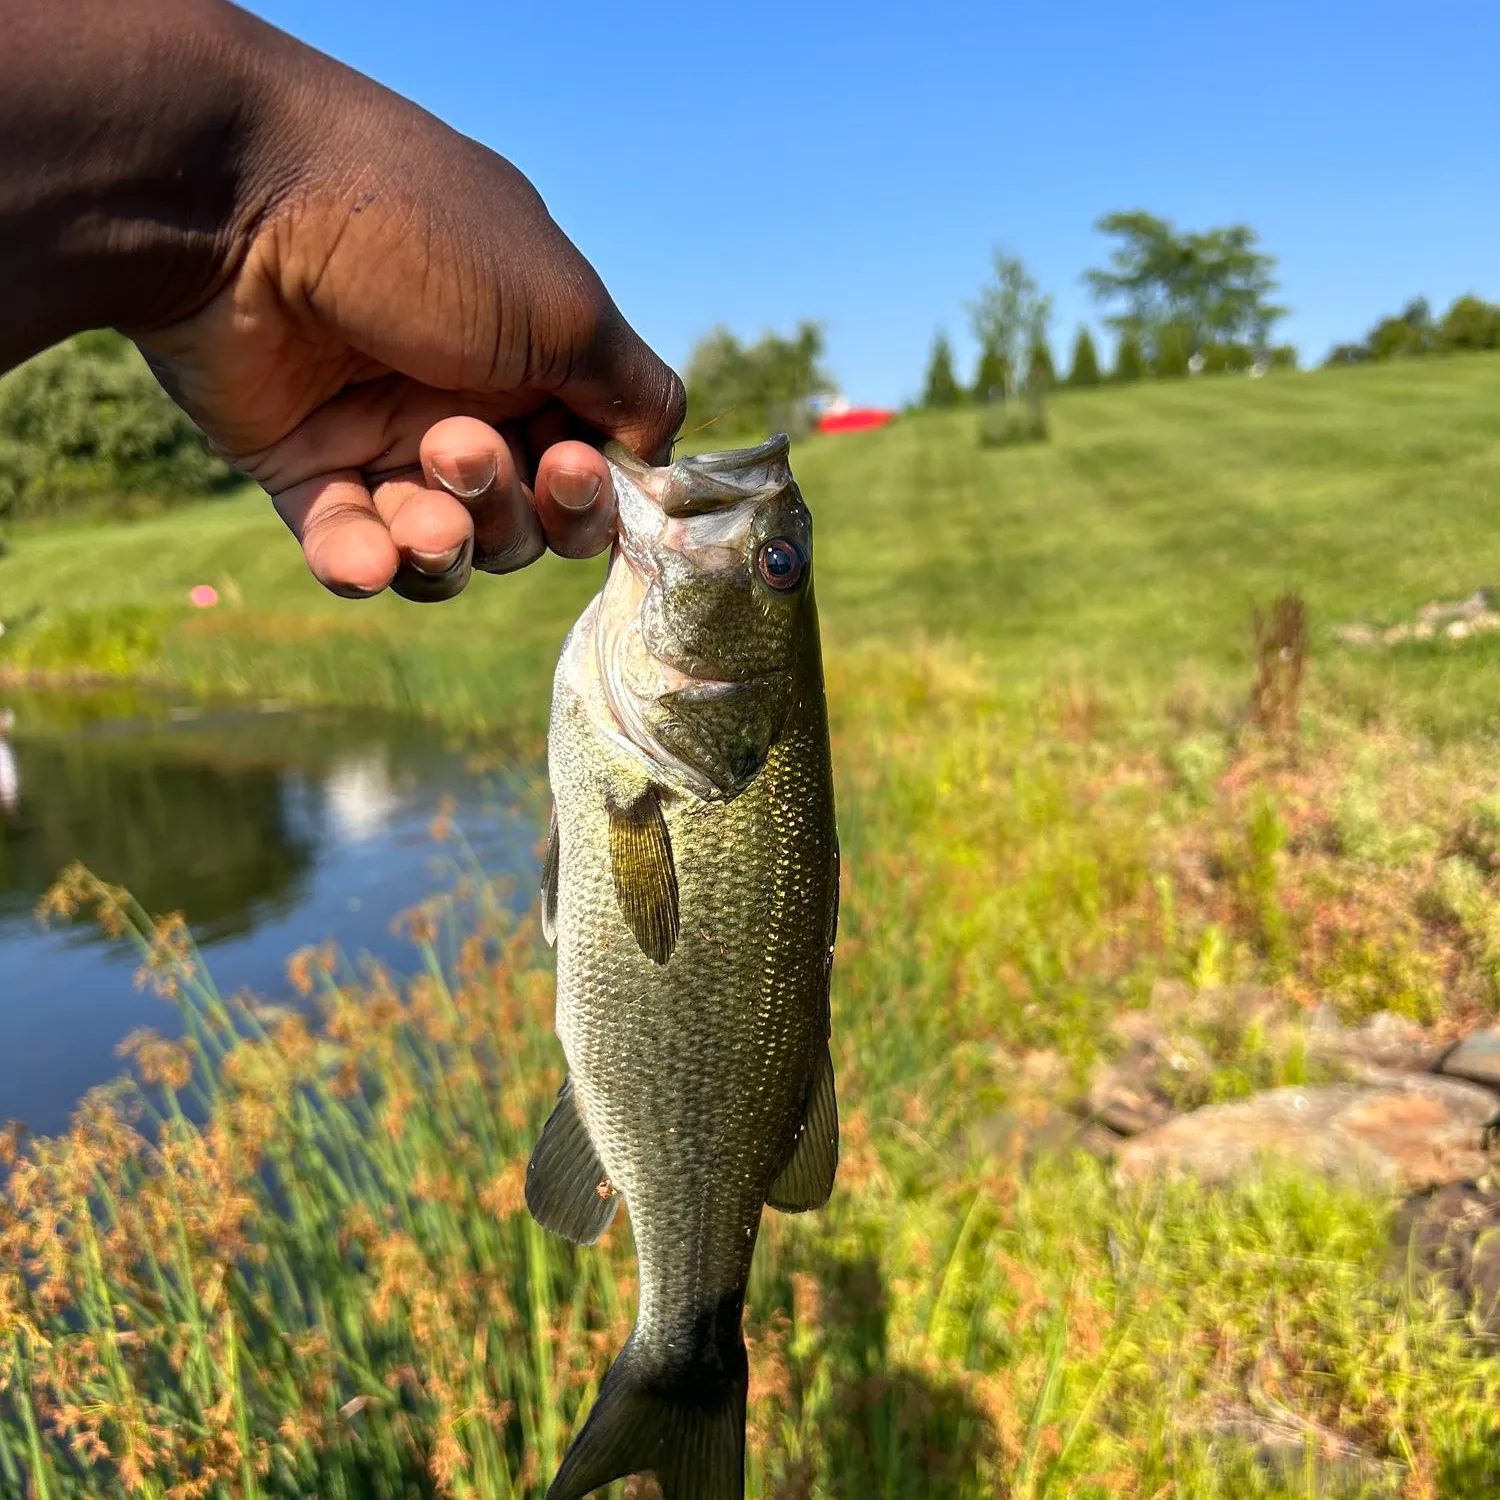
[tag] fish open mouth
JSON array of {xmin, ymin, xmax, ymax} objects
[{"xmin": 578, "ymin": 436, "xmax": 800, "ymax": 799}]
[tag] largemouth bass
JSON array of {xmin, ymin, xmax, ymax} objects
[{"xmin": 529, "ymin": 433, "xmax": 840, "ymax": 1500}]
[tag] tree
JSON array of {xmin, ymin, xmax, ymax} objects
[
  {"xmin": 682, "ymin": 321, "xmax": 834, "ymax": 436},
  {"xmin": 1066, "ymin": 327, "xmax": 1101, "ymax": 387},
  {"xmin": 1324, "ymin": 293, "xmax": 1500, "ymax": 365},
  {"xmin": 1084, "ymin": 211, "xmax": 1286, "ymax": 369},
  {"xmin": 1367, "ymin": 298, "xmax": 1434, "ymax": 361},
  {"xmin": 971, "ymin": 346, "xmax": 1010, "ymax": 405},
  {"xmin": 1027, "ymin": 335, "xmax": 1056, "ymax": 393},
  {"xmin": 1154, "ymin": 321, "xmax": 1193, "ymax": 379},
  {"xmin": 1113, "ymin": 329, "xmax": 1145, "ymax": 382},
  {"xmin": 920, "ymin": 332, "xmax": 964, "ymax": 408},
  {"xmin": 0, "ymin": 331, "xmax": 235, "ymax": 519},
  {"xmin": 969, "ymin": 248, "xmax": 1053, "ymax": 402},
  {"xmin": 1437, "ymin": 294, "xmax": 1500, "ymax": 353}
]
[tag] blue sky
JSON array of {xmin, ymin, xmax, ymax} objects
[{"xmin": 246, "ymin": 1, "xmax": 1498, "ymax": 407}]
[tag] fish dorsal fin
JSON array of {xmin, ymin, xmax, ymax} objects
[
  {"xmin": 541, "ymin": 805, "xmax": 559, "ymax": 947},
  {"xmin": 607, "ymin": 785, "xmax": 680, "ymax": 965},
  {"xmin": 525, "ymin": 1076, "xmax": 618, "ymax": 1245},
  {"xmin": 767, "ymin": 1044, "xmax": 839, "ymax": 1213}
]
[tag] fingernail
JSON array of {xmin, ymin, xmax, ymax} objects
[
  {"xmin": 410, "ymin": 543, "xmax": 466, "ymax": 575},
  {"xmin": 431, "ymin": 451, "xmax": 497, "ymax": 500},
  {"xmin": 550, "ymin": 469, "xmax": 602, "ymax": 512}
]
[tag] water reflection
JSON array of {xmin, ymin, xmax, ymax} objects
[
  {"xmin": 0, "ymin": 688, "xmax": 542, "ymax": 1136},
  {"xmin": 0, "ymin": 709, "xmax": 16, "ymax": 814}
]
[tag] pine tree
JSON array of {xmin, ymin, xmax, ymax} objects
[
  {"xmin": 971, "ymin": 345, "xmax": 1010, "ymax": 404},
  {"xmin": 1113, "ymin": 329, "xmax": 1145, "ymax": 382},
  {"xmin": 1066, "ymin": 327, "xmax": 1101, "ymax": 387},
  {"xmin": 1026, "ymin": 336, "xmax": 1056, "ymax": 392},
  {"xmin": 921, "ymin": 332, "xmax": 964, "ymax": 409},
  {"xmin": 1154, "ymin": 321, "xmax": 1192, "ymax": 379}
]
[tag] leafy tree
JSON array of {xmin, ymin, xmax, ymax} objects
[
  {"xmin": 1066, "ymin": 327, "xmax": 1101, "ymax": 387},
  {"xmin": 1113, "ymin": 329, "xmax": 1146, "ymax": 382},
  {"xmin": 1367, "ymin": 298, "xmax": 1434, "ymax": 361},
  {"xmin": 1437, "ymin": 294, "xmax": 1500, "ymax": 352},
  {"xmin": 1325, "ymin": 293, "xmax": 1500, "ymax": 365},
  {"xmin": 0, "ymin": 331, "xmax": 235, "ymax": 520},
  {"xmin": 1084, "ymin": 211, "xmax": 1286, "ymax": 369},
  {"xmin": 682, "ymin": 321, "xmax": 834, "ymax": 437},
  {"xmin": 969, "ymin": 249, "xmax": 1052, "ymax": 402},
  {"xmin": 920, "ymin": 332, "xmax": 965, "ymax": 409}
]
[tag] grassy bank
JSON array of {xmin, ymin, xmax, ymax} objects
[
  {"xmin": 6, "ymin": 358, "xmax": 1500, "ymax": 1495},
  {"xmin": 9, "ymin": 638, "xmax": 1500, "ymax": 1496}
]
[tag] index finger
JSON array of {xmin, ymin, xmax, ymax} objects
[{"xmin": 272, "ymin": 471, "xmax": 400, "ymax": 597}]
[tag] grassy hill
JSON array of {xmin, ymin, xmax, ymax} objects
[
  {"xmin": 6, "ymin": 357, "xmax": 1500, "ymax": 1496},
  {"xmin": 4, "ymin": 353, "xmax": 1499, "ymax": 738}
]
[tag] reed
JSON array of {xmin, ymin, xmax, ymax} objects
[{"xmin": 7, "ymin": 646, "xmax": 1500, "ymax": 1495}]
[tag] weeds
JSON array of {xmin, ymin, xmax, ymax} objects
[
  {"xmin": 8, "ymin": 640, "xmax": 1500, "ymax": 1493},
  {"xmin": 1249, "ymin": 593, "xmax": 1308, "ymax": 752}
]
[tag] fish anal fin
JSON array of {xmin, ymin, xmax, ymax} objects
[
  {"xmin": 767, "ymin": 1045, "xmax": 839, "ymax": 1213},
  {"xmin": 607, "ymin": 785, "xmax": 680, "ymax": 965},
  {"xmin": 547, "ymin": 1335, "xmax": 746, "ymax": 1500},
  {"xmin": 525, "ymin": 1077, "xmax": 618, "ymax": 1245},
  {"xmin": 541, "ymin": 805, "xmax": 559, "ymax": 947}
]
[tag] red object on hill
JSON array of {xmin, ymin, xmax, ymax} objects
[{"xmin": 816, "ymin": 408, "xmax": 893, "ymax": 434}]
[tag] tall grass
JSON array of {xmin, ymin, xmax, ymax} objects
[{"xmin": 7, "ymin": 646, "xmax": 1500, "ymax": 1496}]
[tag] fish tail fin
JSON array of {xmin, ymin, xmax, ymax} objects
[{"xmin": 547, "ymin": 1332, "xmax": 747, "ymax": 1500}]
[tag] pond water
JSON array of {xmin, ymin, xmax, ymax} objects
[{"xmin": 0, "ymin": 687, "xmax": 543, "ymax": 1137}]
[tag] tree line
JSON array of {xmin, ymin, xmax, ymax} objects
[
  {"xmin": 923, "ymin": 211, "xmax": 1297, "ymax": 409},
  {"xmin": 1325, "ymin": 294, "xmax": 1500, "ymax": 365}
]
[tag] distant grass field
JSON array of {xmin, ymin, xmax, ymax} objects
[{"xmin": 6, "ymin": 357, "xmax": 1500, "ymax": 1497}]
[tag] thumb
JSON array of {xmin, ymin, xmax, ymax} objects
[{"xmin": 553, "ymin": 306, "xmax": 686, "ymax": 466}]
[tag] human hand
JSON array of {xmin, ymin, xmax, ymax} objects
[{"xmin": 119, "ymin": 9, "xmax": 682, "ymax": 601}]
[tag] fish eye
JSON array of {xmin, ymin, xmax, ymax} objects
[{"xmin": 757, "ymin": 538, "xmax": 806, "ymax": 591}]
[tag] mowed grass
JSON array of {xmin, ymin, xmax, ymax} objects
[
  {"xmin": 4, "ymin": 353, "xmax": 1499, "ymax": 737},
  {"xmin": 7, "ymin": 357, "xmax": 1500, "ymax": 1496}
]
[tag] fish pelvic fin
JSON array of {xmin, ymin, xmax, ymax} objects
[
  {"xmin": 541, "ymin": 804, "xmax": 559, "ymax": 947},
  {"xmin": 547, "ymin": 1327, "xmax": 747, "ymax": 1500},
  {"xmin": 767, "ymin": 1044, "xmax": 839, "ymax": 1213},
  {"xmin": 525, "ymin": 1077, "xmax": 618, "ymax": 1245},
  {"xmin": 606, "ymin": 784, "xmax": 680, "ymax": 965}
]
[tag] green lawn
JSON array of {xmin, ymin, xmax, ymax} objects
[
  {"xmin": 5, "ymin": 353, "xmax": 1499, "ymax": 737},
  {"xmin": 7, "ymin": 357, "xmax": 1500, "ymax": 1497}
]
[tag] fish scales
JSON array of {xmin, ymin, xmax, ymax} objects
[{"xmin": 530, "ymin": 434, "xmax": 839, "ymax": 1500}]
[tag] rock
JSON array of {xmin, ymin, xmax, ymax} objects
[
  {"xmin": 1116, "ymin": 1076, "xmax": 1499, "ymax": 1193},
  {"xmin": 1440, "ymin": 1027, "xmax": 1500, "ymax": 1089},
  {"xmin": 1095, "ymin": 1098, "xmax": 1168, "ymax": 1137},
  {"xmin": 1306, "ymin": 1006, "xmax": 1448, "ymax": 1079},
  {"xmin": 1397, "ymin": 1183, "xmax": 1500, "ymax": 1335}
]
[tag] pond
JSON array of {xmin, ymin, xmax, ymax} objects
[{"xmin": 0, "ymin": 687, "xmax": 543, "ymax": 1137}]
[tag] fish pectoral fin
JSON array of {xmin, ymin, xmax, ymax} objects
[
  {"xmin": 767, "ymin": 1044, "xmax": 839, "ymax": 1213},
  {"xmin": 525, "ymin": 1077, "xmax": 618, "ymax": 1245},
  {"xmin": 606, "ymin": 784, "xmax": 680, "ymax": 965},
  {"xmin": 541, "ymin": 804, "xmax": 559, "ymax": 947}
]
